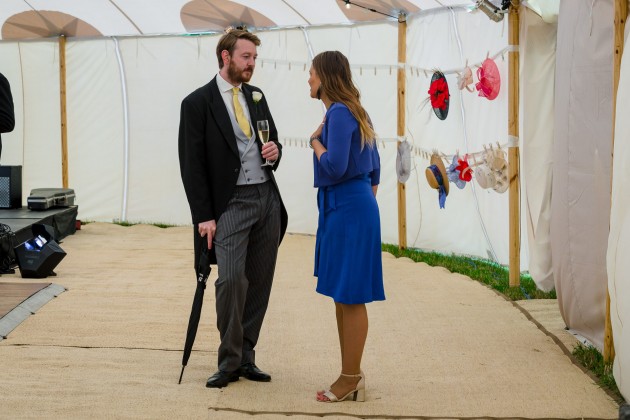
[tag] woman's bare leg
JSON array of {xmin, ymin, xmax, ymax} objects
[
  {"xmin": 336, "ymin": 302, "xmax": 344, "ymax": 359},
  {"xmin": 318, "ymin": 303, "xmax": 368, "ymax": 401},
  {"xmin": 318, "ymin": 302, "xmax": 345, "ymax": 395}
]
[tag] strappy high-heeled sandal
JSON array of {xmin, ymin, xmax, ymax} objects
[
  {"xmin": 316, "ymin": 370, "xmax": 364, "ymax": 396},
  {"xmin": 317, "ymin": 372, "xmax": 365, "ymax": 403}
]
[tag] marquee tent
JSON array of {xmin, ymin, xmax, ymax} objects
[{"xmin": 1, "ymin": 0, "xmax": 628, "ymax": 402}]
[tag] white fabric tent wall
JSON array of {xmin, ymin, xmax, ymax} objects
[
  {"xmin": 67, "ymin": 40, "xmax": 125, "ymax": 222},
  {"xmin": 608, "ymin": 8, "xmax": 630, "ymax": 400},
  {"xmin": 521, "ymin": 7, "xmax": 557, "ymax": 292},
  {"xmin": 404, "ymin": 10, "xmax": 514, "ymax": 264},
  {"xmin": 553, "ymin": 0, "xmax": 613, "ymax": 351},
  {"xmin": 1, "ymin": 42, "xmax": 64, "ymax": 194}
]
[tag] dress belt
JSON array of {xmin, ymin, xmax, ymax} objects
[{"xmin": 318, "ymin": 186, "xmax": 336, "ymax": 229}]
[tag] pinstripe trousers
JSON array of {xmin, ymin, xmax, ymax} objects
[{"xmin": 213, "ymin": 181, "xmax": 281, "ymax": 372}]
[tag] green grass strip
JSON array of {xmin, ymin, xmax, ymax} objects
[
  {"xmin": 381, "ymin": 243, "xmax": 556, "ymax": 301},
  {"xmin": 572, "ymin": 343, "xmax": 621, "ymax": 401}
]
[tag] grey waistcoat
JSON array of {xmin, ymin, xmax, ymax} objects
[{"xmin": 230, "ymin": 118, "xmax": 269, "ymax": 185}]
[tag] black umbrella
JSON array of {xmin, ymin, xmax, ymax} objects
[{"xmin": 178, "ymin": 243, "xmax": 212, "ymax": 384}]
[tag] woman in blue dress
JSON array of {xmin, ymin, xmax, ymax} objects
[{"xmin": 307, "ymin": 51, "xmax": 385, "ymax": 403}]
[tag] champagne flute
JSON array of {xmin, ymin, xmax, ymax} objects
[{"xmin": 257, "ymin": 120, "xmax": 272, "ymax": 167}]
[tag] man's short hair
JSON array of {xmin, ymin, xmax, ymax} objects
[{"xmin": 216, "ymin": 29, "xmax": 261, "ymax": 69}]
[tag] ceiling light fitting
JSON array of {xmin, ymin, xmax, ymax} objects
[
  {"xmin": 341, "ymin": 0, "xmax": 399, "ymax": 19},
  {"xmin": 476, "ymin": 0, "xmax": 506, "ymax": 22}
]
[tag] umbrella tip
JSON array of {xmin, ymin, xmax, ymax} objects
[{"xmin": 178, "ymin": 366, "xmax": 185, "ymax": 384}]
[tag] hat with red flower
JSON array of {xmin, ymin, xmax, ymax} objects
[
  {"xmin": 428, "ymin": 71, "xmax": 450, "ymax": 120},
  {"xmin": 447, "ymin": 154, "xmax": 473, "ymax": 189}
]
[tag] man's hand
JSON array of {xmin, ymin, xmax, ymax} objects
[
  {"xmin": 261, "ymin": 141, "xmax": 279, "ymax": 163},
  {"xmin": 198, "ymin": 220, "xmax": 217, "ymax": 249}
]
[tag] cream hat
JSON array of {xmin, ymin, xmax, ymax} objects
[{"xmin": 475, "ymin": 163, "xmax": 497, "ymax": 189}]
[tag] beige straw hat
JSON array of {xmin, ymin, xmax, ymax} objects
[{"xmin": 425, "ymin": 153, "xmax": 449, "ymax": 208}]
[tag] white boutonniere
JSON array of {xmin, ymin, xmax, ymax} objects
[{"xmin": 252, "ymin": 91, "xmax": 263, "ymax": 119}]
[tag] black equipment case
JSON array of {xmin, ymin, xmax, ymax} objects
[
  {"xmin": 27, "ymin": 188, "xmax": 76, "ymax": 210},
  {"xmin": 0, "ymin": 166, "xmax": 22, "ymax": 209}
]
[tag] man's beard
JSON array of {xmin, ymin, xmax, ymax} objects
[{"xmin": 227, "ymin": 60, "xmax": 253, "ymax": 84}]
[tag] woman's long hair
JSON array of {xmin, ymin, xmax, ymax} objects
[{"xmin": 312, "ymin": 51, "xmax": 376, "ymax": 148}]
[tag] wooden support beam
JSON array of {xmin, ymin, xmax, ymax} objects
[
  {"xmin": 605, "ymin": 0, "xmax": 627, "ymax": 364},
  {"xmin": 397, "ymin": 13, "xmax": 407, "ymax": 250},
  {"xmin": 508, "ymin": 2, "xmax": 521, "ymax": 287}
]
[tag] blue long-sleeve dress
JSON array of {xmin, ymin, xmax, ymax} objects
[{"xmin": 313, "ymin": 102, "xmax": 385, "ymax": 304}]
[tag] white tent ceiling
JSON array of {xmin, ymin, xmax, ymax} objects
[
  {"xmin": 0, "ymin": 0, "xmax": 554, "ymax": 40},
  {"xmin": 0, "ymin": 0, "xmax": 465, "ymax": 39}
]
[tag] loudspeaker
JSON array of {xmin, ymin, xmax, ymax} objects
[
  {"xmin": 0, "ymin": 166, "xmax": 22, "ymax": 209},
  {"xmin": 14, "ymin": 224, "xmax": 66, "ymax": 278}
]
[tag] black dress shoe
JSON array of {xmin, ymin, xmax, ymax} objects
[
  {"xmin": 239, "ymin": 363, "xmax": 271, "ymax": 382},
  {"xmin": 206, "ymin": 370, "xmax": 239, "ymax": 388}
]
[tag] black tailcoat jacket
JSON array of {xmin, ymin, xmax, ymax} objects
[{"xmin": 178, "ymin": 76, "xmax": 288, "ymax": 265}]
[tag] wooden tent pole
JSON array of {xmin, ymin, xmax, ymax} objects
[
  {"xmin": 508, "ymin": 2, "xmax": 521, "ymax": 287},
  {"xmin": 59, "ymin": 35, "xmax": 69, "ymax": 189},
  {"xmin": 397, "ymin": 13, "xmax": 407, "ymax": 250},
  {"xmin": 605, "ymin": 0, "xmax": 627, "ymax": 364}
]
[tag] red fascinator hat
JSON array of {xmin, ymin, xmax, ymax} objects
[
  {"xmin": 475, "ymin": 58, "xmax": 500, "ymax": 100},
  {"xmin": 428, "ymin": 71, "xmax": 450, "ymax": 120}
]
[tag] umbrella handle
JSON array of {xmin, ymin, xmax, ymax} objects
[{"xmin": 197, "ymin": 241, "xmax": 212, "ymax": 284}]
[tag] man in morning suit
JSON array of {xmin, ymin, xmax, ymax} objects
[{"xmin": 178, "ymin": 28, "xmax": 287, "ymax": 389}]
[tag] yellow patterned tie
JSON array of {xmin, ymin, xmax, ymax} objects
[{"xmin": 232, "ymin": 87, "xmax": 252, "ymax": 137}]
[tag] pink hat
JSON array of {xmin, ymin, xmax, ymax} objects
[
  {"xmin": 457, "ymin": 66, "xmax": 474, "ymax": 92},
  {"xmin": 475, "ymin": 58, "xmax": 500, "ymax": 100}
]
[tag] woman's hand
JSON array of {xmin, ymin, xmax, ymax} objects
[
  {"xmin": 310, "ymin": 119, "xmax": 327, "ymax": 161},
  {"xmin": 310, "ymin": 121, "xmax": 324, "ymax": 139}
]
